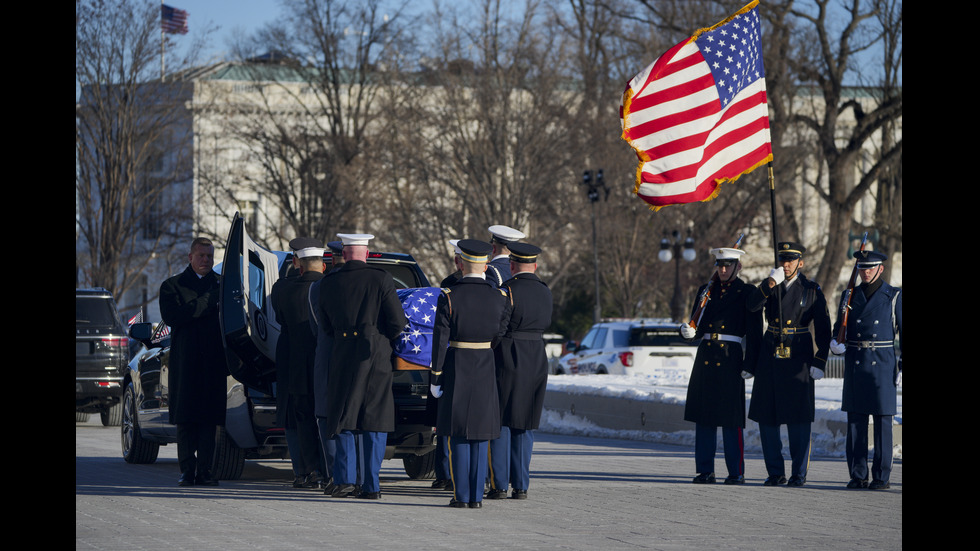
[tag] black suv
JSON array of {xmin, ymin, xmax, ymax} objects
[
  {"xmin": 76, "ymin": 288, "xmax": 127, "ymax": 426},
  {"xmin": 122, "ymin": 214, "xmax": 438, "ymax": 480}
]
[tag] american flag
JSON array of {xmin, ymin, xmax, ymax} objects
[
  {"xmin": 127, "ymin": 309, "xmax": 143, "ymax": 326},
  {"xmin": 161, "ymin": 4, "xmax": 189, "ymax": 35},
  {"xmin": 152, "ymin": 323, "xmax": 171, "ymax": 344},
  {"xmin": 395, "ymin": 287, "xmax": 440, "ymax": 369},
  {"xmin": 620, "ymin": 0, "xmax": 772, "ymax": 210}
]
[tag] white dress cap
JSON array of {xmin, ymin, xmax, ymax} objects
[
  {"xmin": 487, "ymin": 225, "xmax": 526, "ymax": 244},
  {"xmin": 709, "ymin": 247, "xmax": 747, "ymax": 261},
  {"xmin": 337, "ymin": 233, "xmax": 375, "ymax": 247}
]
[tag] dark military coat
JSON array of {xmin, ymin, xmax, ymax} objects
[
  {"xmin": 834, "ymin": 282, "xmax": 902, "ymax": 415},
  {"xmin": 495, "ymin": 273, "xmax": 553, "ymax": 430},
  {"xmin": 486, "ymin": 255, "xmax": 512, "ymax": 289},
  {"xmin": 317, "ymin": 261, "xmax": 407, "ymax": 436},
  {"xmin": 746, "ymin": 274, "xmax": 831, "ymax": 425},
  {"xmin": 683, "ymin": 277, "xmax": 762, "ymax": 428},
  {"xmin": 432, "ymin": 277, "xmax": 510, "ymax": 441},
  {"xmin": 159, "ymin": 266, "xmax": 226, "ymax": 425},
  {"xmin": 271, "ymin": 270, "xmax": 323, "ymax": 428}
]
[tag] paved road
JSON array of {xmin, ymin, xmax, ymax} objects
[{"xmin": 77, "ymin": 417, "xmax": 901, "ymax": 550}]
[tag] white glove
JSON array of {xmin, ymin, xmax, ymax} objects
[
  {"xmin": 430, "ymin": 384, "xmax": 443, "ymax": 398},
  {"xmin": 895, "ymin": 371, "xmax": 902, "ymax": 386},
  {"xmin": 830, "ymin": 339, "xmax": 846, "ymax": 355},
  {"xmin": 768, "ymin": 267, "xmax": 785, "ymax": 286},
  {"xmin": 680, "ymin": 324, "xmax": 696, "ymax": 340},
  {"xmin": 741, "ymin": 370, "xmax": 753, "ymax": 379},
  {"xmin": 809, "ymin": 366, "xmax": 824, "ymax": 380}
]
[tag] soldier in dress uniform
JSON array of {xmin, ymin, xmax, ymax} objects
[
  {"xmin": 271, "ymin": 237, "xmax": 326, "ymax": 489},
  {"xmin": 745, "ymin": 242, "xmax": 831, "ymax": 487},
  {"xmin": 680, "ymin": 246, "xmax": 762, "ymax": 485},
  {"xmin": 830, "ymin": 250, "xmax": 902, "ymax": 490},
  {"xmin": 486, "ymin": 225, "xmax": 526, "ymax": 288},
  {"xmin": 309, "ymin": 240, "xmax": 344, "ymax": 492},
  {"xmin": 430, "ymin": 239, "xmax": 511, "ymax": 508},
  {"xmin": 486, "ymin": 242, "xmax": 553, "ymax": 500},
  {"xmin": 317, "ymin": 233, "xmax": 407, "ymax": 500}
]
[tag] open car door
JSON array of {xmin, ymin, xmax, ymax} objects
[{"xmin": 219, "ymin": 212, "xmax": 282, "ymax": 395}]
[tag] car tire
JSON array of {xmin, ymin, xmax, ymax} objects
[
  {"xmin": 402, "ymin": 449, "xmax": 437, "ymax": 480},
  {"xmin": 596, "ymin": 365, "xmax": 608, "ymax": 375},
  {"xmin": 121, "ymin": 383, "xmax": 160, "ymax": 464},
  {"xmin": 211, "ymin": 426, "xmax": 245, "ymax": 480},
  {"xmin": 100, "ymin": 401, "xmax": 122, "ymax": 427},
  {"xmin": 76, "ymin": 412, "xmax": 90, "ymax": 423}
]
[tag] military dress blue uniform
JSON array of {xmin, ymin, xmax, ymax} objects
[
  {"xmin": 747, "ymin": 243, "xmax": 831, "ymax": 486},
  {"xmin": 486, "ymin": 225, "xmax": 525, "ymax": 289},
  {"xmin": 431, "ymin": 241, "xmax": 511, "ymax": 508},
  {"xmin": 832, "ymin": 251, "xmax": 902, "ymax": 489},
  {"xmin": 683, "ymin": 255, "xmax": 762, "ymax": 484}
]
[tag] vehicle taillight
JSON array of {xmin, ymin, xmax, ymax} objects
[
  {"xmin": 618, "ymin": 352, "xmax": 633, "ymax": 367},
  {"xmin": 101, "ymin": 337, "xmax": 128, "ymax": 348}
]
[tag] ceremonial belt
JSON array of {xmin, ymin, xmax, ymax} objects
[
  {"xmin": 701, "ymin": 333, "xmax": 743, "ymax": 346},
  {"xmin": 505, "ymin": 330, "xmax": 543, "ymax": 340},
  {"xmin": 449, "ymin": 340, "xmax": 492, "ymax": 349},
  {"xmin": 765, "ymin": 326, "xmax": 810, "ymax": 336},
  {"xmin": 847, "ymin": 340, "xmax": 894, "ymax": 349}
]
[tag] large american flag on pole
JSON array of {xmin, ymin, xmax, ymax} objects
[
  {"xmin": 161, "ymin": 4, "xmax": 189, "ymax": 35},
  {"xmin": 620, "ymin": 0, "xmax": 772, "ymax": 211}
]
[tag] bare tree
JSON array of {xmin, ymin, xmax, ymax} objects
[{"xmin": 75, "ymin": 0, "xmax": 209, "ymax": 310}]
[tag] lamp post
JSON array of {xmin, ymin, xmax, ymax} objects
[
  {"xmin": 582, "ymin": 169, "xmax": 608, "ymax": 323},
  {"xmin": 658, "ymin": 229, "xmax": 696, "ymax": 322}
]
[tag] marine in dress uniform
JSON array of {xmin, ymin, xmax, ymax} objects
[
  {"xmin": 271, "ymin": 237, "xmax": 326, "ymax": 489},
  {"xmin": 486, "ymin": 225, "xmax": 526, "ymax": 288},
  {"xmin": 830, "ymin": 250, "xmax": 902, "ymax": 490},
  {"xmin": 487, "ymin": 242, "xmax": 553, "ymax": 500},
  {"xmin": 430, "ymin": 240, "xmax": 511, "ymax": 508},
  {"xmin": 746, "ymin": 242, "xmax": 831, "ymax": 487},
  {"xmin": 317, "ymin": 233, "xmax": 407, "ymax": 500},
  {"xmin": 681, "ymin": 247, "xmax": 762, "ymax": 485},
  {"xmin": 158, "ymin": 237, "xmax": 225, "ymax": 487}
]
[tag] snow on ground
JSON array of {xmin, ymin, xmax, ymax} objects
[{"xmin": 541, "ymin": 373, "xmax": 902, "ymax": 460}]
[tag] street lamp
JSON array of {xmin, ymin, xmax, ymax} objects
[
  {"xmin": 658, "ymin": 229, "xmax": 696, "ymax": 322},
  {"xmin": 582, "ymin": 169, "xmax": 608, "ymax": 323}
]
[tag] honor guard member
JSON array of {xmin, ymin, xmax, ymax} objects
[
  {"xmin": 830, "ymin": 250, "xmax": 902, "ymax": 490},
  {"xmin": 487, "ymin": 242, "xmax": 553, "ymax": 500},
  {"xmin": 318, "ymin": 233, "xmax": 407, "ymax": 500},
  {"xmin": 158, "ymin": 237, "xmax": 225, "ymax": 487},
  {"xmin": 487, "ymin": 225, "xmax": 526, "ymax": 288},
  {"xmin": 309, "ymin": 240, "xmax": 345, "ymax": 492},
  {"xmin": 430, "ymin": 239, "xmax": 511, "ymax": 508},
  {"xmin": 272, "ymin": 237, "xmax": 326, "ymax": 489},
  {"xmin": 745, "ymin": 242, "xmax": 831, "ymax": 487},
  {"xmin": 680, "ymin": 246, "xmax": 762, "ymax": 485},
  {"xmin": 440, "ymin": 239, "xmax": 464, "ymax": 288}
]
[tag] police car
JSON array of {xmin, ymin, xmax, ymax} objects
[{"xmin": 556, "ymin": 318, "xmax": 697, "ymax": 377}]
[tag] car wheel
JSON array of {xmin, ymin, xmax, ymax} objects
[
  {"xmin": 76, "ymin": 412, "xmax": 90, "ymax": 423},
  {"xmin": 402, "ymin": 449, "xmax": 437, "ymax": 480},
  {"xmin": 211, "ymin": 426, "xmax": 245, "ymax": 480},
  {"xmin": 121, "ymin": 383, "xmax": 160, "ymax": 464},
  {"xmin": 596, "ymin": 365, "xmax": 608, "ymax": 375},
  {"xmin": 100, "ymin": 400, "xmax": 122, "ymax": 427}
]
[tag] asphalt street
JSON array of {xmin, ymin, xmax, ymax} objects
[{"xmin": 76, "ymin": 416, "xmax": 901, "ymax": 550}]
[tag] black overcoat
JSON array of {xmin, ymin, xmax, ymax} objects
[
  {"xmin": 495, "ymin": 273, "xmax": 553, "ymax": 430},
  {"xmin": 834, "ymin": 282, "xmax": 902, "ymax": 415},
  {"xmin": 683, "ymin": 277, "xmax": 762, "ymax": 428},
  {"xmin": 317, "ymin": 261, "xmax": 406, "ymax": 436},
  {"xmin": 432, "ymin": 277, "xmax": 510, "ymax": 441},
  {"xmin": 271, "ymin": 270, "xmax": 324, "ymax": 426},
  {"xmin": 159, "ymin": 266, "xmax": 226, "ymax": 425},
  {"xmin": 746, "ymin": 274, "xmax": 831, "ymax": 425}
]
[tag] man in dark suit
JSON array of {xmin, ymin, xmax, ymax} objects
[
  {"xmin": 271, "ymin": 237, "xmax": 326, "ymax": 489},
  {"xmin": 159, "ymin": 237, "xmax": 226, "ymax": 487},
  {"xmin": 317, "ymin": 233, "xmax": 407, "ymax": 500},
  {"xmin": 430, "ymin": 239, "xmax": 511, "ymax": 509},
  {"xmin": 487, "ymin": 242, "xmax": 553, "ymax": 500}
]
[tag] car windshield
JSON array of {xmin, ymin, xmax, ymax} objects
[
  {"xmin": 76, "ymin": 296, "xmax": 118, "ymax": 326},
  {"xmin": 629, "ymin": 327, "xmax": 688, "ymax": 347}
]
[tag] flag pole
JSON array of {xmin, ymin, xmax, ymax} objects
[
  {"xmin": 160, "ymin": 1, "xmax": 165, "ymax": 81},
  {"xmin": 767, "ymin": 161, "xmax": 789, "ymax": 359}
]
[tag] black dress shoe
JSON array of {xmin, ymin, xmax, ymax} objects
[
  {"xmin": 511, "ymin": 489, "xmax": 527, "ymax": 500},
  {"xmin": 763, "ymin": 475, "xmax": 787, "ymax": 486},
  {"xmin": 846, "ymin": 478, "xmax": 869, "ymax": 489},
  {"xmin": 293, "ymin": 476, "xmax": 307, "ymax": 488},
  {"xmin": 356, "ymin": 491, "xmax": 382, "ymax": 500},
  {"xmin": 723, "ymin": 475, "xmax": 745, "ymax": 485},
  {"xmin": 468, "ymin": 501, "xmax": 482, "ymax": 509},
  {"xmin": 443, "ymin": 482, "xmax": 455, "ymax": 492},
  {"xmin": 178, "ymin": 472, "xmax": 195, "ymax": 487},
  {"xmin": 449, "ymin": 499, "xmax": 467, "ymax": 508},
  {"xmin": 692, "ymin": 472, "xmax": 716, "ymax": 484},
  {"xmin": 431, "ymin": 479, "xmax": 450, "ymax": 489},
  {"xmin": 330, "ymin": 483, "xmax": 357, "ymax": 497},
  {"xmin": 868, "ymin": 480, "xmax": 890, "ymax": 490},
  {"xmin": 787, "ymin": 475, "xmax": 806, "ymax": 487},
  {"xmin": 323, "ymin": 482, "xmax": 337, "ymax": 495},
  {"xmin": 486, "ymin": 489, "xmax": 508, "ymax": 499}
]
